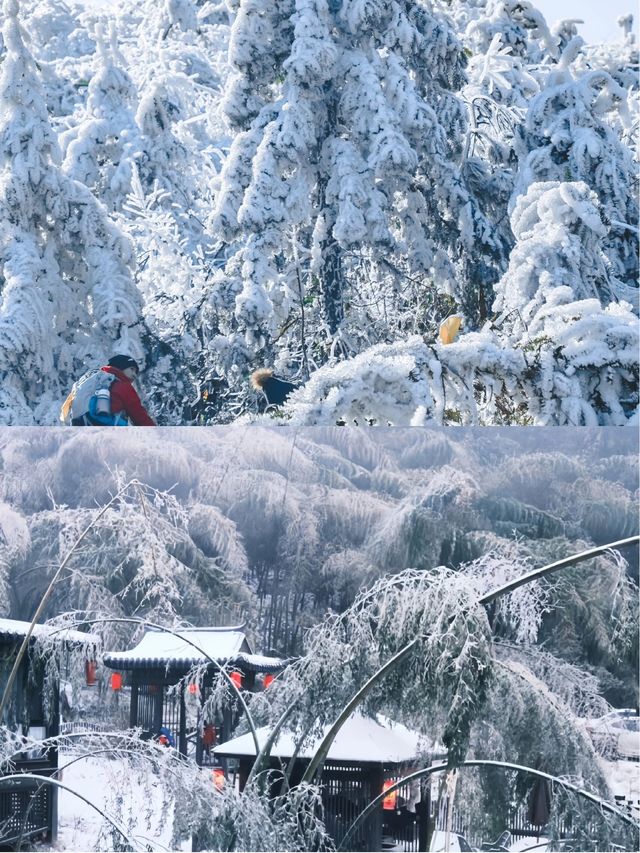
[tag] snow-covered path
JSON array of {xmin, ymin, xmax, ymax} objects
[{"xmin": 54, "ymin": 749, "xmax": 187, "ymax": 851}]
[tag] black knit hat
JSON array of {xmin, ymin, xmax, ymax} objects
[{"xmin": 108, "ymin": 354, "xmax": 139, "ymax": 372}]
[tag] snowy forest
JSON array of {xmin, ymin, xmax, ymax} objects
[
  {"xmin": 0, "ymin": 426, "xmax": 638, "ymax": 693},
  {"xmin": 0, "ymin": 427, "xmax": 638, "ymax": 849},
  {"xmin": 0, "ymin": 0, "xmax": 637, "ymax": 426}
]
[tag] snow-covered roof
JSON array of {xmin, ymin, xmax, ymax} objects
[
  {"xmin": 214, "ymin": 712, "xmax": 434, "ymax": 764},
  {"xmin": 103, "ymin": 627, "xmax": 288, "ymax": 673},
  {"xmin": 0, "ymin": 617, "xmax": 99, "ymax": 646}
]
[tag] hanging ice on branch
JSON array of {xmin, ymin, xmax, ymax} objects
[
  {"xmin": 211, "ymin": 0, "xmax": 509, "ymax": 354},
  {"xmin": 255, "ymin": 547, "xmax": 636, "ymax": 786},
  {"xmin": 0, "ymin": 0, "xmax": 144, "ymax": 425}
]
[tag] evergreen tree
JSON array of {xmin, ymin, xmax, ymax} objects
[
  {"xmin": 0, "ymin": 0, "xmax": 144, "ymax": 424},
  {"xmin": 493, "ymin": 180, "xmax": 638, "ymax": 425},
  {"xmin": 61, "ymin": 23, "xmax": 140, "ymax": 212},
  {"xmin": 513, "ymin": 40, "xmax": 639, "ymax": 303},
  {"xmin": 211, "ymin": 0, "xmax": 510, "ymax": 376},
  {"xmin": 461, "ymin": 0, "xmax": 550, "ymax": 108}
]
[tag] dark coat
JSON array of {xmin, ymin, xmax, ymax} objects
[{"xmin": 261, "ymin": 376, "xmax": 298, "ymax": 407}]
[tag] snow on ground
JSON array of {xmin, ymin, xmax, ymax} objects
[
  {"xmin": 70, "ymin": 0, "xmax": 116, "ymax": 7},
  {"xmin": 51, "ymin": 746, "xmax": 639, "ymax": 851},
  {"xmin": 600, "ymin": 756, "xmax": 640, "ymax": 804},
  {"xmin": 53, "ymin": 749, "xmax": 189, "ymax": 852}
]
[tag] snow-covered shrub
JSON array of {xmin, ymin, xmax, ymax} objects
[
  {"xmin": 282, "ymin": 334, "xmax": 525, "ymax": 425},
  {"xmin": 285, "ymin": 177, "xmax": 638, "ymax": 427}
]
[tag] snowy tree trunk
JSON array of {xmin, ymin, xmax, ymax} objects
[
  {"xmin": 317, "ymin": 90, "xmax": 345, "ymax": 337},
  {"xmin": 318, "ymin": 216, "xmax": 345, "ymax": 335}
]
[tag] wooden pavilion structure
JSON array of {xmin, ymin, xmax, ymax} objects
[
  {"xmin": 214, "ymin": 711, "xmax": 442, "ymax": 852},
  {"xmin": 103, "ymin": 625, "xmax": 288, "ymax": 766},
  {"xmin": 0, "ymin": 617, "xmax": 96, "ymax": 849}
]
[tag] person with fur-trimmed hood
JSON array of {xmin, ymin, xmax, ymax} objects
[{"xmin": 250, "ymin": 368, "xmax": 298, "ymax": 409}]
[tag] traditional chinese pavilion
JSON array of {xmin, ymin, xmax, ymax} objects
[
  {"xmin": 0, "ymin": 618, "xmax": 96, "ymax": 848},
  {"xmin": 214, "ymin": 711, "xmax": 442, "ymax": 851},
  {"xmin": 103, "ymin": 625, "xmax": 288, "ymax": 765}
]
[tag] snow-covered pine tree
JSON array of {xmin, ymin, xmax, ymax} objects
[
  {"xmin": 492, "ymin": 180, "xmax": 639, "ymax": 425},
  {"xmin": 61, "ymin": 23, "xmax": 140, "ymax": 212},
  {"xmin": 461, "ymin": 0, "xmax": 559, "ymax": 67},
  {"xmin": 513, "ymin": 38, "xmax": 639, "ymax": 304},
  {"xmin": 58, "ymin": 4, "xmax": 225, "ymax": 424},
  {"xmin": 461, "ymin": 0, "xmax": 552, "ymax": 108},
  {"xmin": 120, "ymin": 1, "xmax": 231, "ymax": 422},
  {"xmin": 0, "ymin": 0, "xmax": 144, "ymax": 424},
  {"xmin": 574, "ymin": 13, "xmax": 640, "ymax": 93},
  {"xmin": 211, "ymin": 0, "xmax": 511, "ymax": 379}
]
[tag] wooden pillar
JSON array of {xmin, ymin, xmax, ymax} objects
[
  {"xmin": 179, "ymin": 683, "xmax": 187, "ymax": 757},
  {"xmin": 48, "ymin": 663, "xmax": 60, "ymax": 844},
  {"xmin": 222, "ymin": 704, "xmax": 233, "ymax": 744},
  {"xmin": 367, "ymin": 765, "xmax": 384, "ymax": 852},
  {"xmin": 130, "ymin": 679, "xmax": 139, "ymax": 729},
  {"xmin": 239, "ymin": 759, "xmax": 252, "ymax": 792},
  {"xmin": 195, "ymin": 690, "xmax": 204, "ymax": 767},
  {"xmin": 153, "ymin": 683, "xmax": 164, "ymax": 733},
  {"xmin": 418, "ymin": 779, "xmax": 432, "ymax": 852}
]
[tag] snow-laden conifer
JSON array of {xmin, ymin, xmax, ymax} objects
[
  {"xmin": 61, "ymin": 23, "xmax": 140, "ymax": 211},
  {"xmin": 493, "ymin": 181, "xmax": 638, "ymax": 425},
  {"xmin": 0, "ymin": 0, "xmax": 144, "ymax": 424},
  {"xmin": 574, "ymin": 13, "xmax": 639, "ymax": 92},
  {"xmin": 513, "ymin": 43, "xmax": 639, "ymax": 301},
  {"xmin": 211, "ymin": 0, "xmax": 510, "ymax": 373}
]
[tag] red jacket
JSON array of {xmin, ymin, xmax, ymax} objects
[{"xmin": 101, "ymin": 366, "xmax": 156, "ymax": 426}]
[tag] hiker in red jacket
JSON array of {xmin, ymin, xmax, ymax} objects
[{"xmin": 101, "ymin": 355, "xmax": 156, "ymax": 426}]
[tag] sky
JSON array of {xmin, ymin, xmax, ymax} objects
[
  {"xmin": 76, "ymin": 0, "xmax": 639, "ymax": 44},
  {"xmin": 534, "ymin": 0, "xmax": 638, "ymax": 44}
]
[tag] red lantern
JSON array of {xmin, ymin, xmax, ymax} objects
[
  {"xmin": 85, "ymin": 660, "xmax": 97, "ymax": 686},
  {"xmin": 188, "ymin": 683, "xmax": 199, "ymax": 695},
  {"xmin": 202, "ymin": 724, "xmax": 217, "ymax": 749},
  {"xmin": 263, "ymin": 674, "xmax": 274, "ymax": 689},
  {"xmin": 382, "ymin": 780, "xmax": 398, "ymax": 810},
  {"xmin": 213, "ymin": 768, "xmax": 225, "ymax": 790},
  {"xmin": 110, "ymin": 672, "xmax": 123, "ymax": 691},
  {"xmin": 230, "ymin": 672, "xmax": 243, "ymax": 689}
]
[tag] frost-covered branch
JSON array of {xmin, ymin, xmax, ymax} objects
[{"xmin": 340, "ymin": 760, "xmax": 639, "ymax": 852}]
